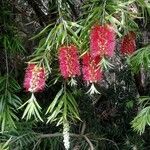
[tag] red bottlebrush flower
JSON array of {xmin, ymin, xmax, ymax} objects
[
  {"xmin": 23, "ymin": 64, "xmax": 46, "ymax": 93},
  {"xmin": 90, "ymin": 24, "xmax": 116, "ymax": 58},
  {"xmin": 82, "ymin": 52, "xmax": 103, "ymax": 83},
  {"xmin": 58, "ymin": 45, "xmax": 80, "ymax": 78},
  {"xmin": 121, "ymin": 31, "xmax": 136, "ymax": 55}
]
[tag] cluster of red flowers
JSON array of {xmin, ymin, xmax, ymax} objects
[
  {"xmin": 23, "ymin": 23, "xmax": 136, "ymax": 93},
  {"xmin": 57, "ymin": 24, "xmax": 116, "ymax": 84},
  {"xmin": 120, "ymin": 31, "xmax": 136, "ymax": 55},
  {"xmin": 58, "ymin": 45, "xmax": 80, "ymax": 78},
  {"xmin": 84, "ymin": 23, "xmax": 116, "ymax": 83},
  {"xmin": 24, "ymin": 64, "xmax": 46, "ymax": 93},
  {"xmin": 90, "ymin": 24, "xmax": 116, "ymax": 58},
  {"xmin": 82, "ymin": 53, "xmax": 102, "ymax": 84}
]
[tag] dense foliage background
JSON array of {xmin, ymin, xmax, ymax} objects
[{"xmin": 0, "ymin": 0, "xmax": 150, "ymax": 149}]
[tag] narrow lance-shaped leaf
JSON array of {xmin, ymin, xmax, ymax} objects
[
  {"xmin": 46, "ymin": 88, "xmax": 63, "ymax": 114},
  {"xmin": 47, "ymin": 100, "xmax": 64, "ymax": 123}
]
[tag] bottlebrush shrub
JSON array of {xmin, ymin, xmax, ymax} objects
[
  {"xmin": 120, "ymin": 31, "xmax": 136, "ymax": 55},
  {"xmin": 58, "ymin": 45, "xmax": 80, "ymax": 78},
  {"xmin": 23, "ymin": 64, "xmax": 46, "ymax": 93},
  {"xmin": 82, "ymin": 52, "xmax": 102, "ymax": 83},
  {"xmin": 90, "ymin": 24, "xmax": 116, "ymax": 58}
]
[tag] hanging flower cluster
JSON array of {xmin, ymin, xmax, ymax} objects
[
  {"xmin": 90, "ymin": 24, "xmax": 116, "ymax": 58},
  {"xmin": 24, "ymin": 64, "xmax": 46, "ymax": 93},
  {"xmin": 58, "ymin": 45, "xmax": 80, "ymax": 78},
  {"xmin": 22, "ymin": 17, "xmax": 139, "ymax": 150},
  {"xmin": 120, "ymin": 31, "xmax": 136, "ymax": 55},
  {"xmin": 82, "ymin": 52, "xmax": 102, "ymax": 84},
  {"xmin": 80, "ymin": 23, "xmax": 116, "ymax": 94}
]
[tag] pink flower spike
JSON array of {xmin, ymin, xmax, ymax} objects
[
  {"xmin": 23, "ymin": 64, "xmax": 46, "ymax": 93},
  {"xmin": 82, "ymin": 52, "xmax": 103, "ymax": 84},
  {"xmin": 58, "ymin": 45, "xmax": 80, "ymax": 79},
  {"xmin": 90, "ymin": 24, "xmax": 116, "ymax": 58}
]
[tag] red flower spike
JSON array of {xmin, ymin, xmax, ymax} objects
[
  {"xmin": 82, "ymin": 52, "xmax": 103, "ymax": 84},
  {"xmin": 90, "ymin": 24, "xmax": 116, "ymax": 58},
  {"xmin": 121, "ymin": 31, "xmax": 136, "ymax": 55},
  {"xmin": 24, "ymin": 64, "xmax": 46, "ymax": 93},
  {"xmin": 58, "ymin": 45, "xmax": 80, "ymax": 78}
]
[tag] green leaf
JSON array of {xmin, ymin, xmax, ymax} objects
[
  {"xmin": 30, "ymin": 23, "xmax": 55, "ymax": 40},
  {"xmin": 44, "ymin": 57, "xmax": 52, "ymax": 74},
  {"xmin": 0, "ymin": 95, "xmax": 5, "ymax": 112},
  {"xmin": 67, "ymin": 92, "xmax": 78, "ymax": 113},
  {"xmin": 131, "ymin": 106, "xmax": 150, "ymax": 134},
  {"xmin": 0, "ymin": 138, "xmax": 11, "ymax": 150},
  {"xmin": 47, "ymin": 100, "xmax": 64, "ymax": 123},
  {"xmin": 46, "ymin": 88, "xmax": 63, "ymax": 114}
]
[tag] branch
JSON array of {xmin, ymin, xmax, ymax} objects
[
  {"xmin": 97, "ymin": 138, "xmax": 119, "ymax": 150},
  {"xmin": 40, "ymin": 133, "xmax": 94, "ymax": 150},
  {"xmin": 39, "ymin": 133, "xmax": 119, "ymax": 150},
  {"xmin": 83, "ymin": 135, "xmax": 94, "ymax": 150},
  {"xmin": 81, "ymin": 121, "xmax": 86, "ymax": 135}
]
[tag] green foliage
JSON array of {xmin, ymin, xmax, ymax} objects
[
  {"xmin": 131, "ymin": 96, "xmax": 150, "ymax": 134},
  {"xmin": 0, "ymin": 76, "xmax": 21, "ymax": 132},
  {"xmin": 0, "ymin": 138, "xmax": 11, "ymax": 150},
  {"xmin": 128, "ymin": 45, "xmax": 150, "ymax": 135},
  {"xmin": 0, "ymin": 124, "xmax": 38, "ymax": 150},
  {"xmin": 0, "ymin": 0, "xmax": 24, "ymax": 134},
  {"xmin": 122, "ymin": 134, "xmax": 145, "ymax": 150},
  {"xmin": 128, "ymin": 45, "xmax": 150, "ymax": 73},
  {"xmin": 1, "ymin": 35, "xmax": 25, "ymax": 55},
  {"xmin": 46, "ymin": 87, "xmax": 80, "ymax": 125},
  {"xmin": 19, "ymin": 93, "xmax": 43, "ymax": 122},
  {"xmin": 132, "ymin": 106, "xmax": 150, "ymax": 134}
]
